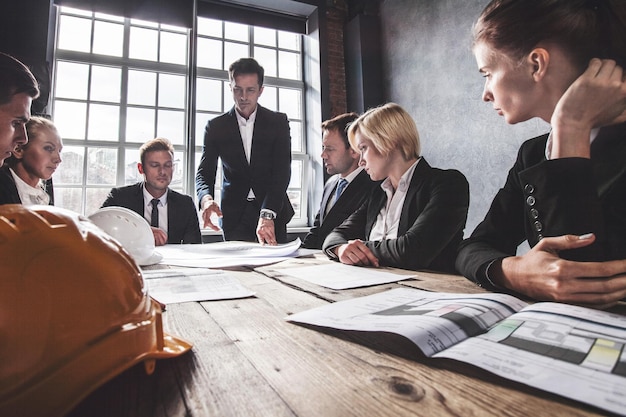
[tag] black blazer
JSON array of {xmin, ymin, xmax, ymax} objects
[
  {"xmin": 0, "ymin": 165, "xmax": 54, "ymax": 205},
  {"xmin": 456, "ymin": 122, "xmax": 626, "ymax": 288},
  {"xmin": 302, "ymin": 169, "xmax": 376, "ymax": 249},
  {"xmin": 102, "ymin": 182, "xmax": 202, "ymax": 244},
  {"xmin": 195, "ymin": 105, "xmax": 294, "ymax": 234},
  {"xmin": 323, "ymin": 158, "xmax": 469, "ymax": 273}
]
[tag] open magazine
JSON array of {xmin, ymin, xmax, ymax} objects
[{"xmin": 287, "ymin": 288, "xmax": 626, "ymax": 416}]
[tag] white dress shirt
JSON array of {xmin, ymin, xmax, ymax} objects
[
  {"xmin": 235, "ymin": 107, "xmax": 258, "ymax": 200},
  {"xmin": 326, "ymin": 167, "xmax": 364, "ymax": 214},
  {"xmin": 544, "ymin": 128, "xmax": 600, "ymax": 160},
  {"xmin": 369, "ymin": 159, "xmax": 420, "ymax": 241},
  {"xmin": 10, "ymin": 168, "xmax": 50, "ymax": 206}
]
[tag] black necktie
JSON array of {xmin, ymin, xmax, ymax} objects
[{"xmin": 150, "ymin": 198, "xmax": 159, "ymax": 228}]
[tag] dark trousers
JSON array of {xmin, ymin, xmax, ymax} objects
[{"xmin": 223, "ymin": 199, "xmax": 288, "ymax": 243}]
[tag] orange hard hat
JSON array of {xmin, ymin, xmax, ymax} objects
[{"xmin": 0, "ymin": 204, "xmax": 192, "ymax": 417}]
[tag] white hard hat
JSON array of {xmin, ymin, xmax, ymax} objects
[{"xmin": 89, "ymin": 206, "xmax": 162, "ymax": 266}]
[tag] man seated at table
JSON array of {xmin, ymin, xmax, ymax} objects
[
  {"xmin": 302, "ymin": 112, "xmax": 376, "ymax": 249},
  {"xmin": 102, "ymin": 137, "xmax": 202, "ymax": 246}
]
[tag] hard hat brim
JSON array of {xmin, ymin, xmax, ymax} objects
[
  {"xmin": 138, "ymin": 250, "xmax": 163, "ymax": 266},
  {"xmin": 0, "ymin": 300, "xmax": 192, "ymax": 417}
]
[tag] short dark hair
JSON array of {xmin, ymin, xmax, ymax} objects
[
  {"xmin": 321, "ymin": 112, "xmax": 359, "ymax": 149},
  {"xmin": 139, "ymin": 137, "xmax": 174, "ymax": 166},
  {"xmin": 0, "ymin": 52, "xmax": 39, "ymax": 105},
  {"xmin": 228, "ymin": 58, "xmax": 265, "ymax": 87}
]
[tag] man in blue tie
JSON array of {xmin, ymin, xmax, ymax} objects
[{"xmin": 301, "ymin": 113, "xmax": 376, "ymax": 249}]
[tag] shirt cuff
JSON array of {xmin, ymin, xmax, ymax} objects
[
  {"xmin": 324, "ymin": 245, "xmax": 341, "ymax": 260},
  {"xmin": 482, "ymin": 258, "xmax": 505, "ymax": 290},
  {"xmin": 260, "ymin": 208, "xmax": 277, "ymax": 219}
]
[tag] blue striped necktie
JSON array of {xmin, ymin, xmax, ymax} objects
[{"xmin": 334, "ymin": 178, "xmax": 348, "ymax": 202}]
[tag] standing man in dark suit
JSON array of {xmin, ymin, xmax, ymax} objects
[
  {"xmin": 196, "ymin": 58, "xmax": 294, "ymax": 244},
  {"xmin": 102, "ymin": 137, "xmax": 201, "ymax": 245},
  {"xmin": 302, "ymin": 112, "xmax": 375, "ymax": 249}
]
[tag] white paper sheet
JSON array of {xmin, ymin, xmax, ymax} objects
[
  {"xmin": 435, "ymin": 302, "xmax": 626, "ymax": 416},
  {"xmin": 287, "ymin": 288, "xmax": 526, "ymax": 355},
  {"xmin": 156, "ymin": 238, "xmax": 302, "ymax": 268},
  {"xmin": 142, "ymin": 268, "xmax": 255, "ymax": 304},
  {"xmin": 287, "ymin": 288, "xmax": 626, "ymax": 416},
  {"xmin": 281, "ymin": 262, "xmax": 415, "ymax": 289}
]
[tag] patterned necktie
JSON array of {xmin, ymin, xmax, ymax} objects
[
  {"xmin": 150, "ymin": 198, "xmax": 159, "ymax": 228},
  {"xmin": 334, "ymin": 178, "xmax": 348, "ymax": 203}
]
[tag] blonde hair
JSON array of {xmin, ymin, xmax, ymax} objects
[
  {"xmin": 348, "ymin": 102, "xmax": 420, "ymax": 160},
  {"xmin": 139, "ymin": 137, "xmax": 175, "ymax": 165},
  {"xmin": 24, "ymin": 116, "xmax": 58, "ymax": 148},
  {"xmin": 7, "ymin": 117, "xmax": 59, "ymax": 166}
]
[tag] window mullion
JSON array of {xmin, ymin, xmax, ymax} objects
[
  {"xmin": 116, "ymin": 18, "xmax": 131, "ymax": 185},
  {"xmin": 185, "ymin": 13, "xmax": 198, "ymax": 195}
]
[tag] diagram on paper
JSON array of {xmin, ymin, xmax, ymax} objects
[{"xmin": 480, "ymin": 315, "xmax": 626, "ymax": 377}]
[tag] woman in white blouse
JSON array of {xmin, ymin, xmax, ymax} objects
[{"xmin": 0, "ymin": 116, "xmax": 62, "ymax": 205}]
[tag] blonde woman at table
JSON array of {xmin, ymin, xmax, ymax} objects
[
  {"xmin": 323, "ymin": 102, "xmax": 469, "ymax": 273},
  {"xmin": 0, "ymin": 116, "xmax": 62, "ymax": 205},
  {"xmin": 456, "ymin": 0, "xmax": 626, "ymax": 308}
]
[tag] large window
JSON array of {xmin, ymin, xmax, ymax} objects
[{"xmin": 51, "ymin": 6, "xmax": 307, "ymax": 225}]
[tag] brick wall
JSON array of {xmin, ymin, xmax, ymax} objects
[{"xmin": 325, "ymin": 1, "xmax": 349, "ymax": 117}]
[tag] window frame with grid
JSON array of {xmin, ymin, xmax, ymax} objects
[{"xmin": 50, "ymin": 6, "xmax": 309, "ymax": 227}]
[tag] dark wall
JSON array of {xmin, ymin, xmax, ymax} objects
[
  {"xmin": 345, "ymin": 13, "xmax": 383, "ymax": 113},
  {"xmin": 377, "ymin": 0, "xmax": 548, "ymax": 236},
  {"xmin": 0, "ymin": 0, "xmax": 53, "ymax": 115}
]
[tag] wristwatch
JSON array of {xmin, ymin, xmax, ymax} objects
[{"xmin": 259, "ymin": 210, "xmax": 276, "ymax": 220}]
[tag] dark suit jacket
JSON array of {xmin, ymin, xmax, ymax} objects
[
  {"xmin": 195, "ymin": 105, "xmax": 294, "ymax": 239},
  {"xmin": 0, "ymin": 165, "xmax": 54, "ymax": 205},
  {"xmin": 456, "ymin": 122, "xmax": 626, "ymax": 288},
  {"xmin": 102, "ymin": 182, "xmax": 202, "ymax": 244},
  {"xmin": 302, "ymin": 169, "xmax": 376, "ymax": 249},
  {"xmin": 323, "ymin": 158, "xmax": 469, "ymax": 272}
]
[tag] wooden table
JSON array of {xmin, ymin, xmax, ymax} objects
[{"xmin": 67, "ymin": 253, "xmax": 622, "ymax": 417}]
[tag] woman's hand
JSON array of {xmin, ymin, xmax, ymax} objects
[
  {"xmin": 551, "ymin": 59, "xmax": 626, "ymax": 158},
  {"xmin": 492, "ymin": 233, "xmax": 626, "ymax": 309},
  {"xmin": 336, "ymin": 239, "xmax": 380, "ymax": 267}
]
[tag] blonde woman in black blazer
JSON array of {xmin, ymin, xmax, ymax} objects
[{"xmin": 323, "ymin": 103, "xmax": 469, "ymax": 273}]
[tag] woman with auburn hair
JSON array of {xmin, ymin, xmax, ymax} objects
[
  {"xmin": 323, "ymin": 102, "xmax": 469, "ymax": 273},
  {"xmin": 456, "ymin": 0, "xmax": 626, "ymax": 308}
]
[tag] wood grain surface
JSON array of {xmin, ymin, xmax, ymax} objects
[{"xmin": 67, "ymin": 253, "xmax": 620, "ymax": 417}]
